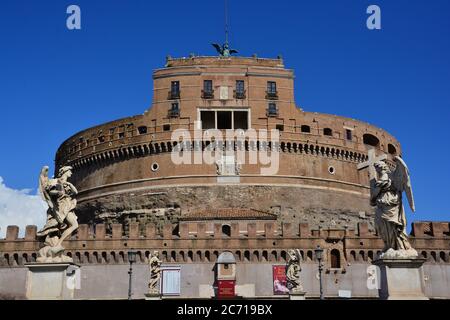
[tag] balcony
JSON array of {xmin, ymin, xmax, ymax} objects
[
  {"xmin": 265, "ymin": 91, "xmax": 279, "ymax": 100},
  {"xmin": 234, "ymin": 90, "xmax": 247, "ymax": 100},
  {"xmin": 168, "ymin": 90, "xmax": 181, "ymax": 100},
  {"xmin": 202, "ymin": 90, "xmax": 215, "ymax": 99}
]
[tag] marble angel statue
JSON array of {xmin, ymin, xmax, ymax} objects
[
  {"xmin": 286, "ymin": 249, "xmax": 304, "ymax": 293},
  {"xmin": 36, "ymin": 166, "xmax": 79, "ymax": 263},
  {"xmin": 371, "ymin": 157, "xmax": 418, "ymax": 259},
  {"xmin": 148, "ymin": 251, "xmax": 162, "ymax": 295}
]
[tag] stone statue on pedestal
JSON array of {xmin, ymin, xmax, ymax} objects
[
  {"xmin": 371, "ymin": 157, "xmax": 418, "ymax": 259},
  {"xmin": 36, "ymin": 166, "xmax": 79, "ymax": 263},
  {"xmin": 286, "ymin": 249, "xmax": 304, "ymax": 293},
  {"xmin": 148, "ymin": 251, "xmax": 162, "ymax": 295}
]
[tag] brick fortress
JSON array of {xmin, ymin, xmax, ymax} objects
[{"xmin": 1, "ymin": 56, "xmax": 449, "ymax": 299}]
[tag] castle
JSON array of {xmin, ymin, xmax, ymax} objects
[{"xmin": 1, "ymin": 55, "xmax": 449, "ymax": 299}]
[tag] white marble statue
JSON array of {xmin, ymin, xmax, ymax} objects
[
  {"xmin": 371, "ymin": 157, "xmax": 418, "ymax": 259},
  {"xmin": 286, "ymin": 249, "xmax": 304, "ymax": 293},
  {"xmin": 148, "ymin": 251, "xmax": 162, "ymax": 294},
  {"xmin": 36, "ymin": 166, "xmax": 79, "ymax": 263}
]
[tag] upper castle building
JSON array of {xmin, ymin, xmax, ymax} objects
[{"xmin": 55, "ymin": 55, "xmax": 400, "ymax": 234}]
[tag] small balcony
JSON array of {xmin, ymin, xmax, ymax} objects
[
  {"xmin": 168, "ymin": 90, "xmax": 181, "ymax": 100},
  {"xmin": 234, "ymin": 90, "xmax": 247, "ymax": 100},
  {"xmin": 266, "ymin": 91, "xmax": 279, "ymax": 100},
  {"xmin": 202, "ymin": 90, "xmax": 215, "ymax": 99}
]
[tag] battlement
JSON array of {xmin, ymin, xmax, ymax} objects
[{"xmin": 2, "ymin": 222, "xmax": 450, "ymax": 242}]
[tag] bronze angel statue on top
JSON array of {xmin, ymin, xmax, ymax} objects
[
  {"xmin": 36, "ymin": 166, "xmax": 79, "ymax": 263},
  {"xmin": 371, "ymin": 157, "xmax": 418, "ymax": 259}
]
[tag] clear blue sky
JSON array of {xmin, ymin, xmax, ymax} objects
[{"xmin": 0, "ymin": 0, "xmax": 449, "ymax": 224}]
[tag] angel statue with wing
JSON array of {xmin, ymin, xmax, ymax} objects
[
  {"xmin": 286, "ymin": 249, "xmax": 304, "ymax": 293},
  {"xmin": 371, "ymin": 157, "xmax": 418, "ymax": 259},
  {"xmin": 36, "ymin": 166, "xmax": 79, "ymax": 263}
]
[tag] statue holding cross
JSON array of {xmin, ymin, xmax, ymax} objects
[{"xmin": 358, "ymin": 149, "xmax": 417, "ymax": 259}]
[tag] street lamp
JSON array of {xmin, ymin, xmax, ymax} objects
[
  {"xmin": 314, "ymin": 245, "xmax": 324, "ymax": 300},
  {"xmin": 127, "ymin": 249, "xmax": 137, "ymax": 300}
]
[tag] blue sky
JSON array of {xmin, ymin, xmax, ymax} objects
[{"xmin": 0, "ymin": 0, "xmax": 449, "ymax": 230}]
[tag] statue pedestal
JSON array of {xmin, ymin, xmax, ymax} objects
[
  {"xmin": 373, "ymin": 258, "xmax": 428, "ymax": 300},
  {"xmin": 289, "ymin": 290, "xmax": 307, "ymax": 300},
  {"xmin": 24, "ymin": 263, "xmax": 80, "ymax": 300},
  {"xmin": 145, "ymin": 293, "xmax": 162, "ymax": 301}
]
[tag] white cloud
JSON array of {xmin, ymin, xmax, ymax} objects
[{"xmin": 0, "ymin": 176, "xmax": 47, "ymax": 239}]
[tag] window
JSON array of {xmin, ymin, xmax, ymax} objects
[
  {"xmin": 203, "ymin": 80, "xmax": 214, "ymax": 98},
  {"xmin": 267, "ymin": 81, "xmax": 277, "ymax": 94},
  {"xmin": 234, "ymin": 111, "xmax": 249, "ymax": 130},
  {"xmin": 388, "ymin": 144, "xmax": 397, "ymax": 155},
  {"xmin": 363, "ymin": 134, "xmax": 380, "ymax": 147},
  {"xmin": 330, "ymin": 249, "xmax": 341, "ymax": 268},
  {"xmin": 200, "ymin": 110, "xmax": 249, "ymax": 130},
  {"xmin": 119, "ymin": 132, "xmax": 125, "ymax": 139},
  {"xmin": 301, "ymin": 125, "xmax": 311, "ymax": 133},
  {"xmin": 163, "ymin": 124, "xmax": 171, "ymax": 132},
  {"xmin": 201, "ymin": 111, "xmax": 215, "ymax": 130},
  {"xmin": 222, "ymin": 225, "xmax": 231, "ymax": 237},
  {"xmin": 346, "ymin": 129, "xmax": 353, "ymax": 141},
  {"xmin": 324, "ymin": 128, "xmax": 333, "ymax": 136},
  {"xmin": 267, "ymin": 103, "xmax": 278, "ymax": 117},
  {"xmin": 98, "ymin": 136, "xmax": 105, "ymax": 143},
  {"xmin": 170, "ymin": 81, "xmax": 180, "ymax": 99},
  {"xmin": 217, "ymin": 111, "xmax": 232, "ymax": 130},
  {"xmin": 235, "ymin": 80, "xmax": 245, "ymax": 99},
  {"xmin": 169, "ymin": 102, "xmax": 180, "ymax": 118},
  {"xmin": 276, "ymin": 124, "xmax": 284, "ymax": 132},
  {"xmin": 138, "ymin": 126, "xmax": 148, "ymax": 135}
]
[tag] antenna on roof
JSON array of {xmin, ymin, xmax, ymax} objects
[
  {"xmin": 225, "ymin": 0, "xmax": 229, "ymax": 46},
  {"xmin": 212, "ymin": 0, "xmax": 238, "ymax": 57}
]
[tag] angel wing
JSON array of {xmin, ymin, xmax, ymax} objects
[
  {"xmin": 229, "ymin": 49, "xmax": 238, "ymax": 55},
  {"xmin": 212, "ymin": 43, "xmax": 223, "ymax": 55},
  {"xmin": 39, "ymin": 166, "xmax": 53, "ymax": 210},
  {"xmin": 391, "ymin": 156, "xmax": 415, "ymax": 212}
]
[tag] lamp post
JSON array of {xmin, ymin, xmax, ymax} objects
[
  {"xmin": 127, "ymin": 249, "xmax": 137, "ymax": 300},
  {"xmin": 314, "ymin": 245, "xmax": 324, "ymax": 300}
]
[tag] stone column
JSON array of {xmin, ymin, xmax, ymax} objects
[{"xmin": 372, "ymin": 258, "xmax": 428, "ymax": 300}]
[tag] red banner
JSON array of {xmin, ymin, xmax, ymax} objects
[
  {"xmin": 273, "ymin": 265, "xmax": 289, "ymax": 295},
  {"xmin": 217, "ymin": 280, "xmax": 235, "ymax": 298}
]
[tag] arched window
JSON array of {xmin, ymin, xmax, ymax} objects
[
  {"xmin": 222, "ymin": 225, "xmax": 231, "ymax": 237},
  {"xmin": 244, "ymin": 250, "xmax": 250, "ymax": 262},
  {"xmin": 323, "ymin": 128, "xmax": 333, "ymax": 136},
  {"xmin": 301, "ymin": 125, "xmax": 311, "ymax": 133},
  {"xmin": 388, "ymin": 144, "xmax": 397, "ymax": 155},
  {"xmin": 363, "ymin": 134, "xmax": 380, "ymax": 147},
  {"xmin": 431, "ymin": 251, "xmax": 437, "ymax": 262},
  {"xmin": 307, "ymin": 251, "xmax": 313, "ymax": 262},
  {"xmin": 440, "ymin": 251, "xmax": 447, "ymax": 263},
  {"xmin": 330, "ymin": 249, "xmax": 341, "ymax": 269},
  {"xmin": 350, "ymin": 251, "xmax": 356, "ymax": 262}
]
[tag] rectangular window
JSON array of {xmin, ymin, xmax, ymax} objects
[
  {"xmin": 234, "ymin": 111, "xmax": 249, "ymax": 130},
  {"xmin": 268, "ymin": 103, "xmax": 278, "ymax": 116},
  {"xmin": 201, "ymin": 111, "xmax": 215, "ymax": 130},
  {"xmin": 217, "ymin": 111, "xmax": 232, "ymax": 130},
  {"xmin": 163, "ymin": 124, "xmax": 171, "ymax": 132},
  {"xmin": 204, "ymin": 80, "xmax": 213, "ymax": 93},
  {"xmin": 267, "ymin": 81, "xmax": 277, "ymax": 94},
  {"xmin": 346, "ymin": 129, "xmax": 352, "ymax": 141},
  {"xmin": 170, "ymin": 102, "xmax": 180, "ymax": 117},
  {"xmin": 236, "ymin": 80, "xmax": 245, "ymax": 99},
  {"xmin": 170, "ymin": 81, "xmax": 180, "ymax": 98}
]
